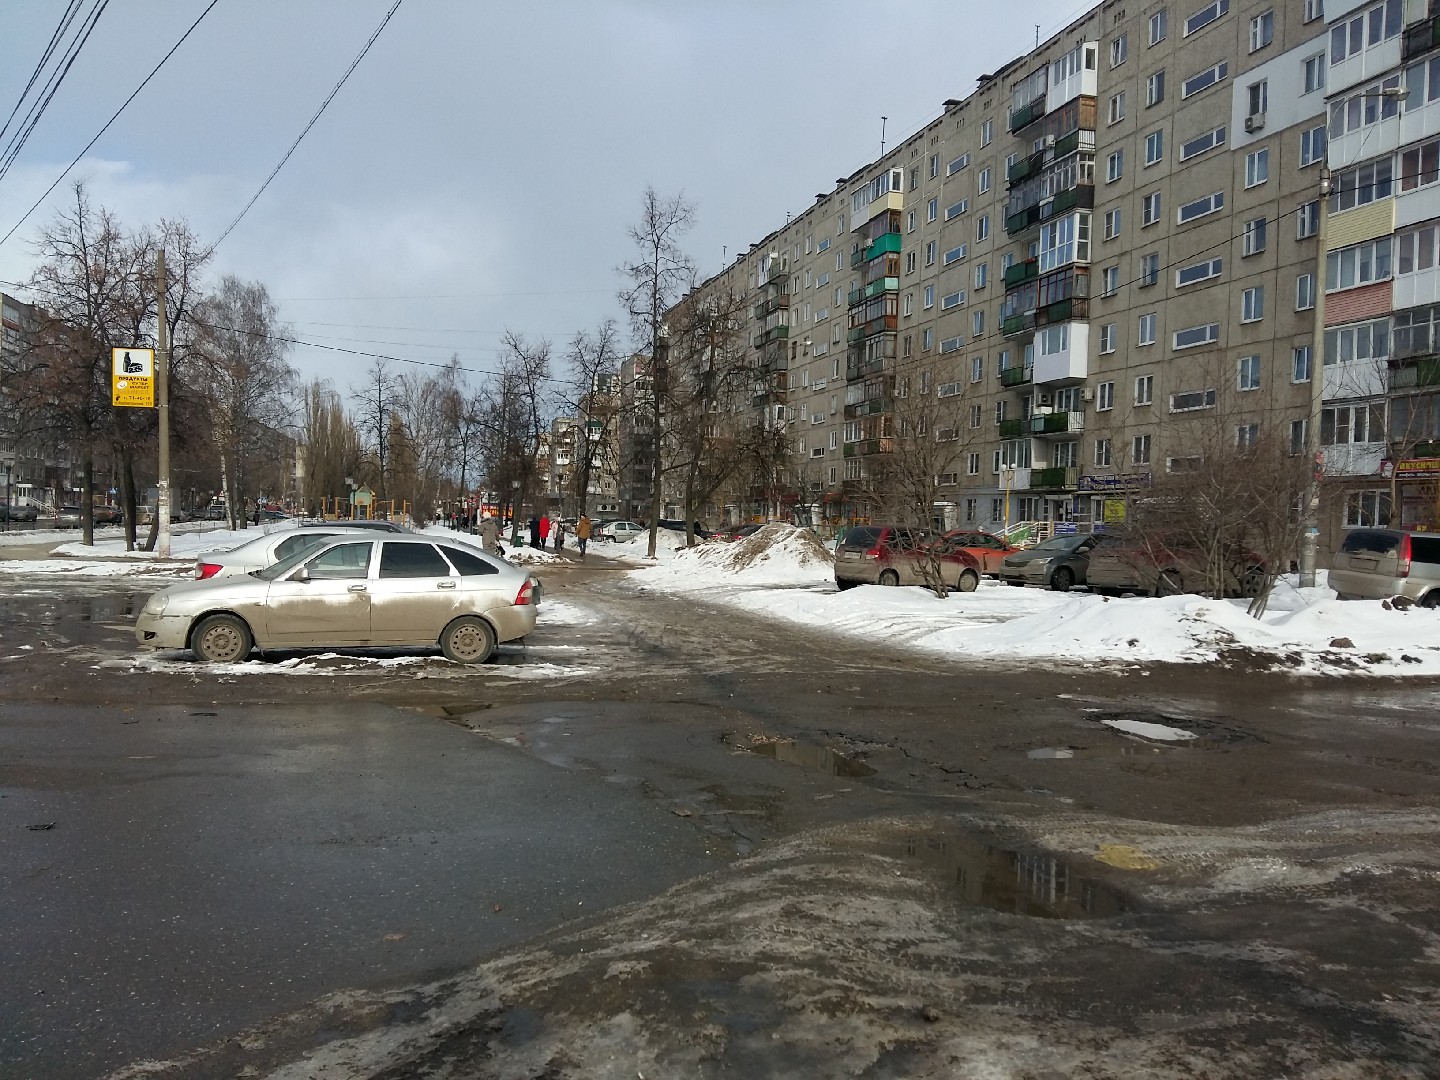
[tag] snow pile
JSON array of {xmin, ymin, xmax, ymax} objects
[
  {"xmin": 632, "ymin": 524, "xmax": 833, "ymax": 586},
  {"xmin": 596, "ymin": 527, "xmax": 694, "ymax": 565},
  {"xmin": 52, "ymin": 523, "xmax": 288, "ymax": 560}
]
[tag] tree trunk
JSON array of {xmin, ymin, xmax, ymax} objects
[
  {"xmin": 121, "ymin": 452, "xmax": 137, "ymax": 552},
  {"xmin": 80, "ymin": 452, "xmax": 95, "ymax": 547}
]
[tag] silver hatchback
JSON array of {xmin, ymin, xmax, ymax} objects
[{"xmin": 1328, "ymin": 528, "xmax": 1440, "ymax": 606}]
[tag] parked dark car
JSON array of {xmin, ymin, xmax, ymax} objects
[
  {"xmin": 92, "ymin": 505, "xmax": 122, "ymax": 525},
  {"xmin": 658, "ymin": 519, "xmax": 713, "ymax": 540},
  {"xmin": 0, "ymin": 502, "xmax": 38, "ymax": 523},
  {"xmin": 719, "ymin": 523, "xmax": 764, "ymax": 543},
  {"xmin": 204, "ymin": 505, "xmax": 227, "ymax": 521},
  {"xmin": 998, "ymin": 532, "xmax": 1105, "ymax": 591},
  {"xmin": 834, "ymin": 525, "xmax": 981, "ymax": 591},
  {"xmin": 54, "ymin": 505, "xmax": 84, "ymax": 529}
]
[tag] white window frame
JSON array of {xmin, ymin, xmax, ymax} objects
[
  {"xmin": 1173, "ymin": 324, "xmax": 1221, "ymax": 350},
  {"xmin": 1237, "ymin": 353, "xmax": 1262, "ymax": 390},
  {"xmin": 1181, "ymin": 61, "xmax": 1229, "ymax": 99},
  {"xmin": 1138, "ymin": 313, "xmax": 1157, "ymax": 346},
  {"xmin": 1244, "ymin": 147, "xmax": 1269, "ymax": 188},
  {"xmin": 1178, "ymin": 191, "xmax": 1225, "ymax": 225}
]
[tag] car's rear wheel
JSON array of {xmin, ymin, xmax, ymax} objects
[
  {"xmin": 1422, "ymin": 591, "xmax": 1440, "ymax": 609},
  {"xmin": 191, "ymin": 614, "xmax": 253, "ymax": 663},
  {"xmin": 1155, "ymin": 570, "xmax": 1183, "ymax": 597},
  {"xmin": 1050, "ymin": 566, "xmax": 1075, "ymax": 592},
  {"xmin": 440, "ymin": 615, "xmax": 496, "ymax": 664},
  {"xmin": 878, "ymin": 569, "xmax": 901, "ymax": 587},
  {"xmin": 956, "ymin": 568, "xmax": 979, "ymax": 593},
  {"xmin": 835, "ymin": 578, "xmax": 859, "ymax": 591},
  {"xmin": 1239, "ymin": 566, "xmax": 1265, "ymax": 598}
]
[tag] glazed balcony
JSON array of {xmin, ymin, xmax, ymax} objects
[
  {"xmin": 1029, "ymin": 411, "xmax": 1085, "ymax": 436},
  {"xmin": 752, "ymin": 294, "xmax": 790, "ymax": 320},
  {"xmin": 1002, "ymin": 312, "xmax": 1037, "ymax": 338},
  {"xmin": 1003, "ymin": 258, "xmax": 1039, "ymax": 288},
  {"xmin": 1030, "ymin": 466, "xmax": 1079, "ymax": 489},
  {"xmin": 1042, "ymin": 184, "xmax": 1094, "ymax": 219},
  {"xmin": 846, "ymin": 355, "xmax": 889, "ymax": 382},
  {"xmin": 843, "ymin": 396, "xmax": 892, "ymax": 420},
  {"xmin": 848, "ymin": 276, "xmax": 899, "ymax": 308},
  {"xmin": 1390, "ymin": 357, "xmax": 1440, "ymax": 388},
  {"xmin": 1007, "ymin": 147, "xmax": 1046, "ymax": 186},
  {"xmin": 1404, "ymin": 14, "xmax": 1440, "ymax": 62},
  {"xmin": 842, "ymin": 437, "xmax": 894, "ymax": 458},
  {"xmin": 998, "ymin": 418, "xmax": 1027, "ymax": 439},
  {"xmin": 1037, "ymin": 296, "xmax": 1089, "ymax": 325},
  {"xmin": 1005, "ymin": 204, "xmax": 1041, "ymax": 236},
  {"xmin": 1008, "ymin": 96, "xmax": 1047, "ymax": 134}
]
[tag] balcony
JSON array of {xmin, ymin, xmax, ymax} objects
[
  {"xmin": 1005, "ymin": 204, "xmax": 1041, "ymax": 236},
  {"xmin": 848, "ymin": 277, "xmax": 899, "ymax": 308},
  {"xmin": 863, "ymin": 232, "xmax": 903, "ymax": 261},
  {"xmin": 1007, "ymin": 147, "xmax": 1046, "ymax": 187},
  {"xmin": 846, "ymin": 356, "xmax": 887, "ymax": 382},
  {"xmin": 1030, "ymin": 466, "xmax": 1079, "ymax": 489},
  {"xmin": 1030, "ymin": 411, "xmax": 1085, "ymax": 436},
  {"xmin": 1000, "ymin": 364, "xmax": 1033, "ymax": 388},
  {"xmin": 1038, "ymin": 296, "xmax": 1089, "ymax": 326},
  {"xmin": 998, "ymin": 418, "xmax": 1027, "ymax": 439},
  {"xmin": 1008, "ymin": 97, "xmax": 1046, "ymax": 134},
  {"xmin": 850, "ymin": 248, "xmax": 866, "ymax": 269},
  {"xmin": 842, "ymin": 438, "xmax": 894, "ymax": 458},
  {"xmin": 1391, "ymin": 357, "xmax": 1440, "ymax": 388},
  {"xmin": 1040, "ymin": 184, "xmax": 1094, "ymax": 221},
  {"xmin": 1404, "ymin": 15, "xmax": 1440, "ymax": 62},
  {"xmin": 751, "ymin": 324, "xmax": 789, "ymax": 348},
  {"xmin": 844, "ymin": 396, "xmax": 891, "ymax": 419},
  {"xmin": 1003, "ymin": 258, "xmax": 1039, "ymax": 288},
  {"xmin": 1002, "ymin": 312, "xmax": 1037, "ymax": 338},
  {"xmin": 846, "ymin": 325, "xmax": 867, "ymax": 344},
  {"xmin": 752, "ymin": 294, "xmax": 790, "ymax": 320}
]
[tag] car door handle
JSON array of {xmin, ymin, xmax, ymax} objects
[
  {"xmin": 347, "ymin": 583, "xmax": 367, "ymax": 593},
  {"xmin": 437, "ymin": 580, "xmax": 457, "ymax": 589}
]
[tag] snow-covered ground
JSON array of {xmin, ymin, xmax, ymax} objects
[
  {"xmin": 629, "ymin": 525, "xmax": 1440, "ymax": 677},
  {"xmin": 0, "ymin": 520, "xmax": 255, "ymax": 577}
]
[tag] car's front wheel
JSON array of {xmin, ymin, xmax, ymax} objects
[
  {"xmin": 1050, "ymin": 566, "xmax": 1075, "ymax": 592},
  {"xmin": 878, "ymin": 569, "xmax": 901, "ymax": 587},
  {"xmin": 440, "ymin": 615, "xmax": 497, "ymax": 664},
  {"xmin": 191, "ymin": 614, "xmax": 253, "ymax": 663},
  {"xmin": 956, "ymin": 568, "xmax": 980, "ymax": 593}
]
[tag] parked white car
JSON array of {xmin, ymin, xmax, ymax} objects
[
  {"xmin": 600, "ymin": 520, "xmax": 646, "ymax": 543},
  {"xmin": 192, "ymin": 526, "xmax": 375, "ymax": 580}
]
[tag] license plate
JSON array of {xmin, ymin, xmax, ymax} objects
[{"xmin": 842, "ymin": 550, "xmax": 861, "ymax": 560}]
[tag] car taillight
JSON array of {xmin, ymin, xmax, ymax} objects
[
  {"xmin": 1397, "ymin": 534, "xmax": 1412, "ymax": 578},
  {"xmin": 195, "ymin": 562, "xmax": 222, "ymax": 580},
  {"xmin": 515, "ymin": 579, "xmax": 533, "ymax": 606},
  {"xmin": 865, "ymin": 546, "xmax": 883, "ymax": 559}
]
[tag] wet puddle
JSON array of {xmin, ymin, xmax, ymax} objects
[
  {"xmin": 1026, "ymin": 744, "xmax": 1167, "ymax": 760},
  {"xmin": 895, "ymin": 830, "xmax": 1133, "ymax": 919},
  {"xmin": 735, "ymin": 736, "xmax": 876, "ymax": 778}
]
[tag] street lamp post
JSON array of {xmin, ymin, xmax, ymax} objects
[
  {"xmin": 1298, "ymin": 84, "xmax": 1407, "ymax": 587},
  {"xmin": 2, "ymin": 461, "xmax": 10, "ymax": 534}
]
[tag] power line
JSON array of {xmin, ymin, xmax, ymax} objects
[
  {"xmin": 0, "ymin": 0, "xmax": 111, "ymax": 187},
  {"xmin": 0, "ymin": 0, "xmax": 223, "ymax": 250},
  {"xmin": 0, "ymin": 0, "xmax": 85, "ymax": 147},
  {"xmin": 207, "ymin": 0, "xmax": 403, "ymax": 253}
]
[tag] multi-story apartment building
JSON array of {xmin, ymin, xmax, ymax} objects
[
  {"xmin": 1, "ymin": 289, "xmax": 85, "ymax": 507},
  {"xmin": 680, "ymin": 0, "xmax": 1440, "ymax": 548}
]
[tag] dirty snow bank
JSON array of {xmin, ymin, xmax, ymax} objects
[{"xmin": 633, "ymin": 524, "xmax": 832, "ymax": 585}]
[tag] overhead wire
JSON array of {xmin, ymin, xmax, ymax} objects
[
  {"xmin": 207, "ymin": 0, "xmax": 403, "ymax": 253},
  {"xmin": 0, "ymin": 0, "xmax": 111, "ymax": 186},
  {"xmin": 0, "ymin": 0, "xmax": 223, "ymax": 250},
  {"xmin": 0, "ymin": 0, "xmax": 86, "ymax": 147}
]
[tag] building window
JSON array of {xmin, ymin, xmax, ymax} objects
[
  {"xmin": 1242, "ymin": 217, "xmax": 1267, "ymax": 256},
  {"xmin": 1331, "ymin": 158, "xmax": 1392, "ymax": 211},
  {"xmin": 1135, "ymin": 373, "xmax": 1154, "ymax": 403},
  {"xmin": 976, "ymin": 214, "xmax": 991, "ymax": 241},
  {"xmin": 1095, "ymin": 438, "xmax": 1113, "ymax": 467},
  {"xmin": 1147, "ymin": 9, "xmax": 1168, "ymax": 45},
  {"xmin": 969, "ymin": 404, "xmax": 982, "ymax": 428},
  {"xmin": 1099, "ymin": 323, "xmax": 1117, "ymax": 353},
  {"xmin": 1145, "ymin": 129, "xmax": 1164, "ymax": 165},
  {"xmin": 978, "ymin": 166, "xmax": 991, "ymax": 194},
  {"xmin": 922, "ymin": 327, "xmax": 933, "ymax": 350},
  {"xmin": 1330, "ymin": 0, "xmax": 1402, "ymax": 65},
  {"xmin": 1108, "ymin": 92, "xmax": 1127, "ymax": 124},
  {"xmin": 1132, "ymin": 434, "xmax": 1153, "ymax": 464},
  {"xmin": 941, "ymin": 290, "xmax": 965, "ymax": 310},
  {"xmin": 1325, "ymin": 238, "xmax": 1392, "ymax": 290},
  {"xmin": 929, "ymin": 153, "xmax": 941, "ymax": 178},
  {"xmin": 1237, "ymin": 353, "xmax": 1261, "ymax": 389},
  {"xmin": 1328, "ymin": 76, "xmax": 1403, "ymax": 139},
  {"xmin": 1097, "ymin": 380, "xmax": 1115, "ymax": 410},
  {"xmin": 1140, "ymin": 252, "xmax": 1160, "ymax": 286},
  {"xmin": 1138, "ymin": 312, "xmax": 1157, "ymax": 346},
  {"xmin": 975, "ymin": 262, "xmax": 988, "ymax": 289},
  {"xmin": 947, "ymin": 153, "xmax": 971, "ymax": 175},
  {"xmin": 1170, "ymin": 388, "xmax": 1218, "ymax": 411},
  {"xmin": 1247, "ymin": 79, "xmax": 1268, "ymax": 117},
  {"xmin": 1297, "ymin": 200, "xmax": 1319, "ymax": 239},
  {"xmin": 1102, "ymin": 265, "xmax": 1120, "ymax": 295},
  {"xmin": 1178, "ymin": 191, "xmax": 1224, "ymax": 223},
  {"xmin": 1300, "ymin": 125, "xmax": 1327, "ymax": 168},
  {"xmin": 1184, "ymin": 0, "xmax": 1230, "ymax": 37},
  {"xmin": 1249, "ymin": 9, "xmax": 1273, "ymax": 50},
  {"xmin": 1303, "ymin": 0, "xmax": 1323, "ymax": 22},
  {"xmin": 1303, "ymin": 52, "xmax": 1325, "ymax": 95},
  {"xmin": 927, "ymin": 197, "xmax": 938, "ymax": 222},
  {"xmin": 1141, "ymin": 191, "xmax": 1161, "ymax": 226},
  {"xmin": 1182, "ymin": 61, "xmax": 1229, "ymax": 98},
  {"xmin": 906, "ymin": 250, "xmax": 917, "ymax": 274},
  {"xmin": 945, "ymin": 199, "xmax": 969, "ymax": 220},
  {"xmin": 1323, "ymin": 318, "xmax": 1389, "ymax": 367},
  {"xmin": 973, "ymin": 310, "xmax": 986, "ymax": 336},
  {"xmin": 1293, "ymin": 345, "xmax": 1312, "ymax": 382},
  {"xmin": 967, "ymin": 453, "xmax": 981, "ymax": 475},
  {"xmin": 923, "ymin": 284, "xmax": 935, "ymax": 309},
  {"xmin": 1241, "ymin": 286, "xmax": 1264, "ymax": 322},
  {"xmin": 1290, "ymin": 419, "xmax": 1308, "ymax": 455},
  {"xmin": 1146, "ymin": 70, "xmax": 1166, "ymax": 107},
  {"xmin": 943, "ymin": 244, "xmax": 967, "ymax": 266},
  {"xmin": 1179, "ymin": 125, "xmax": 1226, "ymax": 160},
  {"xmin": 940, "ymin": 335, "xmax": 964, "ymax": 354},
  {"xmin": 1244, "ymin": 148, "xmax": 1269, "ymax": 187},
  {"xmin": 903, "ymin": 293, "xmax": 914, "ymax": 316},
  {"xmin": 1236, "ymin": 423, "xmax": 1260, "ymax": 448},
  {"xmin": 1296, "ymin": 273, "xmax": 1315, "ymax": 311},
  {"xmin": 1111, "ymin": 33, "xmax": 1128, "ymax": 67},
  {"xmin": 1344, "ymin": 490, "xmax": 1393, "ymax": 527},
  {"xmin": 1323, "ymin": 401, "xmax": 1387, "ymax": 445},
  {"xmin": 1176, "ymin": 257, "xmax": 1223, "ymax": 287},
  {"xmin": 906, "ymin": 210, "xmax": 916, "ymax": 233},
  {"xmin": 1103, "ymin": 209, "xmax": 1121, "ymax": 240},
  {"xmin": 925, "ymin": 240, "xmax": 937, "ymax": 265},
  {"xmin": 981, "ymin": 118, "xmax": 993, "ymax": 145},
  {"xmin": 1173, "ymin": 323, "xmax": 1221, "ymax": 350}
]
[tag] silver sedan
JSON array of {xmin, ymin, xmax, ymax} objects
[
  {"xmin": 138, "ymin": 536, "xmax": 538, "ymax": 664},
  {"xmin": 192, "ymin": 526, "xmax": 376, "ymax": 580}
]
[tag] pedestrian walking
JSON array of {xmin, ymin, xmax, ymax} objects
[
  {"xmin": 479, "ymin": 513, "xmax": 500, "ymax": 555},
  {"xmin": 576, "ymin": 514, "xmax": 591, "ymax": 559},
  {"xmin": 528, "ymin": 515, "xmax": 540, "ymax": 549},
  {"xmin": 554, "ymin": 521, "xmax": 566, "ymax": 551},
  {"xmin": 539, "ymin": 515, "xmax": 551, "ymax": 548}
]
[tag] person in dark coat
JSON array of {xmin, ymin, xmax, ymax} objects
[{"xmin": 528, "ymin": 516, "xmax": 540, "ymax": 548}]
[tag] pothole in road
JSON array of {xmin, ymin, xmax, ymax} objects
[
  {"xmin": 895, "ymin": 829, "xmax": 1134, "ymax": 919},
  {"xmin": 1086, "ymin": 710, "xmax": 1263, "ymax": 745},
  {"xmin": 728, "ymin": 734, "xmax": 876, "ymax": 778}
]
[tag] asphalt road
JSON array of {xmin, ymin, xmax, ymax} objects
[{"xmin": 0, "ymin": 558, "xmax": 1438, "ymax": 1079}]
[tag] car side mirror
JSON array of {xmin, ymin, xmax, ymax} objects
[{"xmin": 293, "ymin": 567, "xmax": 311, "ymax": 583}]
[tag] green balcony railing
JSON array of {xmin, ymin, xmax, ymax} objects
[
  {"xmin": 846, "ymin": 325, "xmax": 866, "ymax": 343},
  {"xmin": 1002, "ymin": 312, "xmax": 1037, "ymax": 338},
  {"xmin": 1053, "ymin": 128, "xmax": 1083, "ymax": 159},
  {"xmin": 847, "ymin": 286, "xmax": 865, "ymax": 308},
  {"xmin": 1404, "ymin": 14, "xmax": 1440, "ymax": 62},
  {"xmin": 1005, "ymin": 204, "xmax": 1041, "ymax": 236},
  {"xmin": 1008, "ymin": 97, "xmax": 1046, "ymax": 134},
  {"xmin": 1003, "ymin": 258, "xmax": 1039, "ymax": 288},
  {"xmin": 998, "ymin": 418, "xmax": 1026, "ymax": 439},
  {"xmin": 843, "ymin": 396, "xmax": 892, "ymax": 420},
  {"xmin": 1030, "ymin": 466, "xmax": 1079, "ymax": 489},
  {"xmin": 750, "ymin": 324, "xmax": 790, "ymax": 348},
  {"xmin": 1037, "ymin": 296, "xmax": 1089, "ymax": 326},
  {"xmin": 850, "ymin": 248, "xmax": 866, "ymax": 269},
  {"xmin": 752, "ymin": 294, "xmax": 789, "ymax": 320},
  {"xmin": 1000, "ymin": 364, "xmax": 1033, "ymax": 387},
  {"xmin": 1030, "ymin": 411, "xmax": 1081, "ymax": 435},
  {"xmin": 862, "ymin": 232, "xmax": 903, "ymax": 261},
  {"xmin": 864, "ymin": 276, "xmax": 898, "ymax": 300}
]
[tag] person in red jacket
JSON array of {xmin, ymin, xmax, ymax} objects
[{"xmin": 538, "ymin": 515, "xmax": 551, "ymax": 548}]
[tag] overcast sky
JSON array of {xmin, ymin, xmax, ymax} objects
[{"xmin": 0, "ymin": 0, "xmax": 1088, "ymax": 393}]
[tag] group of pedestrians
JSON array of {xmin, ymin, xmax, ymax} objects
[{"xmin": 521, "ymin": 514, "xmax": 593, "ymax": 559}]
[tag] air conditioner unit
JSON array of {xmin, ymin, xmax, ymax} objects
[
  {"xmin": 1244, "ymin": 112, "xmax": 1266, "ymax": 133},
  {"xmin": 1037, "ymin": 393, "xmax": 1054, "ymax": 407},
  {"xmin": 1042, "ymin": 134, "xmax": 1056, "ymax": 148},
  {"xmin": 1081, "ymin": 387, "xmax": 1094, "ymax": 402}
]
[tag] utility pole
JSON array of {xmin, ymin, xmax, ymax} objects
[
  {"xmin": 646, "ymin": 326, "xmax": 669, "ymax": 558},
  {"xmin": 156, "ymin": 249, "xmax": 172, "ymax": 559},
  {"xmin": 1298, "ymin": 169, "xmax": 1329, "ymax": 588}
]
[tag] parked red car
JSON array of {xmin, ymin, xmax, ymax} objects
[
  {"xmin": 937, "ymin": 529, "xmax": 1022, "ymax": 577},
  {"xmin": 834, "ymin": 525, "xmax": 981, "ymax": 592}
]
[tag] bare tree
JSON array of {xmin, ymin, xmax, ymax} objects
[
  {"xmin": 619, "ymin": 187, "xmax": 695, "ymax": 556},
  {"xmin": 478, "ymin": 332, "xmax": 551, "ymax": 542},
  {"xmin": 350, "ymin": 360, "xmax": 399, "ymax": 502},
  {"xmin": 191, "ymin": 276, "xmax": 296, "ymax": 529},
  {"xmin": 391, "ymin": 367, "xmax": 456, "ymax": 522},
  {"xmin": 557, "ymin": 321, "xmax": 622, "ymax": 518},
  {"xmin": 300, "ymin": 380, "xmax": 363, "ymax": 517}
]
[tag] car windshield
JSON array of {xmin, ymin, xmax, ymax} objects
[
  {"xmin": 255, "ymin": 540, "xmax": 334, "ymax": 581},
  {"xmin": 1033, "ymin": 535, "xmax": 1082, "ymax": 553}
]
